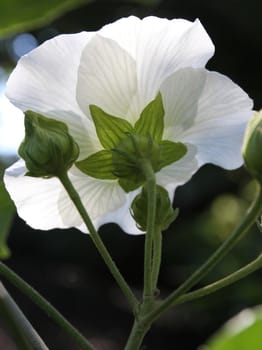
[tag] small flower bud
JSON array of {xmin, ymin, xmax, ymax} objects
[
  {"xmin": 19, "ymin": 111, "xmax": 79, "ymax": 178},
  {"xmin": 242, "ymin": 110, "xmax": 262, "ymax": 183},
  {"xmin": 131, "ymin": 184, "xmax": 179, "ymax": 231}
]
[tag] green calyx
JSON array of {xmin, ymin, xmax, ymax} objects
[
  {"xmin": 19, "ymin": 111, "xmax": 79, "ymax": 178},
  {"xmin": 112, "ymin": 133, "xmax": 161, "ymax": 192},
  {"xmin": 76, "ymin": 93, "xmax": 187, "ymax": 192}
]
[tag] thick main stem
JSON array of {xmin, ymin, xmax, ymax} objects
[
  {"xmin": 124, "ymin": 319, "xmax": 150, "ymax": 350},
  {"xmin": 144, "ymin": 184, "xmax": 262, "ymax": 325},
  {"xmin": 59, "ymin": 172, "xmax": 138, "ymax": 316}
]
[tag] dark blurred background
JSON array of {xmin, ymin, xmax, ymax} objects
[{"xmin": 0, "ymin": 0, "xmax": 262, "ymax": 349}]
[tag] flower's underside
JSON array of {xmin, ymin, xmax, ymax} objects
[{"xmin": 4, "ymin": 16, "xmax": 253, "ymax": 234}]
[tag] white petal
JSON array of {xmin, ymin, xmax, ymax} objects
[
  {"xmin": 76, "ymin": 34, "xmax": 139, "ymax": 124},
  {"xmin": 156, "ymin": 143, "xmax": 198, "ymax": 196},
  {"xmin": 4, "ymin": 159, "xmax": 71, "ymax": 230},
  {"xmin": 83, "ymin": 189, "xmax": 143, "ymax": 235},
  {"xmin": 100, "ymin": 16, "xmax": 214, "ymax": 108},
  {"xmin": 4, "ymin": 160, "xmax": 135, "ymax": 233},
  {"xmin": 99, "ymin": 16, "xmax": 141, "ymax": 58},
  {"xmin": 6, "ymin": 32, "xmax": 101, "ymax": 159},
  {"xmin": 6, "ymin": 32, "xmax": 90, "ymax": 117},
  {"xmin": 67, "ymin": 166, "xmax": 128, "ymax": 231},
  {"xmin": 161, "ymin": 68, "xmax": 253, "ymax": 169},
  {"xmin": 68, "ymin": 167, "xmax": 142, "ymax": 234}
]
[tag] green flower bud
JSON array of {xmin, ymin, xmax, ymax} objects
[
  {"xmin": 242, "ymin": 110, "xmax": 262, "ymax": 183},
  {"xmin": 131, "ymin": 184, "xmax": 179, "ymax": 231},
  {"xmin": 19, "ymin": 111, "xmax": 79, "ymax": 178}
]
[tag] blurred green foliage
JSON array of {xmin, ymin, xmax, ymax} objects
[
  {"xmin": 0, "ymin": 0, "xmax": 160, "ymax": 37},
  {"xmin": 0, "ymin": 0, "xmax": 92, "ymax": 37},
  {"xmin": 204, "ymin": 307, "xmax": 262, "ymax": 350}
]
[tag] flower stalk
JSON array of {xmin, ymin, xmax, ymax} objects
[
  {"xmin": 140, "ymin": 159, "xmax": 157, "ymax": 309},
  {"xmin": 151, "ymin": 226, "xmax": 162, "ymax": 294},
  {"xmin": 58, "ymin": 172, "xmax": 139, "ymax": 316},
  {"xmin": 125, "ymin": 160, "xmax": 161, "ymax": 350}
]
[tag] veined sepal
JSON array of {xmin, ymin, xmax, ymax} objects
[
  {"xmin": 77, "ymin": 92, "xmax": 187, "ymax": 192},
  {"xmin": 89, "ymin": 105, "xmax": 133, "ymax": 150},
  {"xmin": 76, "ymin": 150, "xmax": 117, "ymax": 180},
  {"xmin": 134, "ymin": 92, "xmax": 164, "ymax": 142}
]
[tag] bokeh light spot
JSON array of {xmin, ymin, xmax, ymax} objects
[{"xmin": 12, "ymin": 33, "xmax": 38, "ymax": 60}]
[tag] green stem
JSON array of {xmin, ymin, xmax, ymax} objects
[
  {"xmin": 144, "ymin": 184, "xmax": 262, "ymax": 325},
  {"xmin": 124, "ymin": 161, "xmax": 158, "ymax": 350},
  {"xmin": 0, "ymin": 262, "xmax": 95, "ymax": 350},
  {"xmin": 140, "ymin": 160, "xmax": 157, "ymax": 308},
  {"xmin": 175, "ymin": 252, "xmax": 262, "ymax": 305},
  {"xmin": 0, "ymin": 281, "xmax": 33, "ymax": 350},
  {"xmin": 0, "ymin": 280, "xmax": 48, "ymax": 350},
  {"xmin": 151, "ymin": 226, "xmax": 162, "ymax": 293},
  {"xmin": 59, "ymin": 172, "xmax": 138, "ymax": 316},
  {"xmin": 124, "ymin": 319, "xmax": 150, "ymax": 350}
]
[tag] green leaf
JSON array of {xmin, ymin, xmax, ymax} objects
[
  {"xmin": 76, "ymin": 150, "xmax": 117, "ymax": 180},
  {"xmin": 160, "ymin": 140, "xmax": 187, "ymax": 168},
  {"xmin": 90, "ymin": 105, "xmax": 134, "ymax": 150},
  {"xmin": 0, "ymin": 0, "xmax": 92, "ymax": 37},
  {"xmin": 204, "ymin": 307, "xmax": 262, "ymax": 350},
  {"xmin": 0, "ymin": 180, "xmax": 15, "ymax": 259},
  {"xmin": 134, "ymin": 92, "xmax": 164, "ymax": 142}
]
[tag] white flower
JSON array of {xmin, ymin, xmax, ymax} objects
[{"xmin": 4, "ymin": 16, "xmax": 253, "ymax": 234}]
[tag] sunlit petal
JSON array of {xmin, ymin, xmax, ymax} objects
[
  {"xmin": 77, "ymin": 34, "xmax": 139, "ymax": 124},
  {"xmin": 156, "ymin": 143, "xmax": 198, "ymax": 195},
  {"xmin": 4, "ymin": 16, "xmax": 253, "ymax": 234},
  {"xmin": 4, "ymin": 160, "xmax": 131, "ymax": 233},
  {"xmin": 161, "ymin": 68, "xmax": 253, "ymax": 169},
  {"xmin": 6, "ymin": 32, "xmax": 101, "ymax": 159},
  {"xmin": 100, "ymin": 17, "xmax": 214, "ymax": 109}
]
